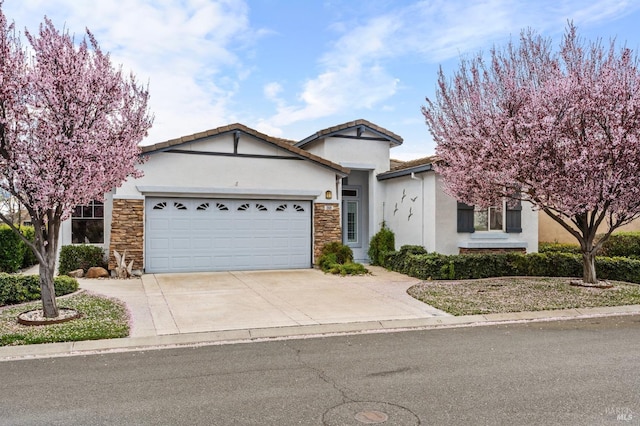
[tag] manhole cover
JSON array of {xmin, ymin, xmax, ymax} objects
[
  {"xmin": 354, "ymin": 410, "xmax": 389, "ymax": 424},
  {"xmin": 323, "ymin": 401, "xmax": 419, "ymax": 426}
]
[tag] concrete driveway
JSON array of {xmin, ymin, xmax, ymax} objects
[{"xmin": 79, "ymin": 266, "xmax": 448, "ymax": 337}]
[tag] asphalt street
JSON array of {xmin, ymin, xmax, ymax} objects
[{"xmin": 1, "ymin": 315, "xmax": 639, "ymax": 425}]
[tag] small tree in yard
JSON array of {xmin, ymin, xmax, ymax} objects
[
  {"xmin": 423, "ymin": 24, "xmax": 640, "ymax": 284},
  {"xmin": 0, "ymin": 7, "xmax": 152, "ymax": 317}
]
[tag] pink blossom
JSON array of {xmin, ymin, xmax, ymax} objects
[
  {"xmin": 423, "ymin": 24, "xmax": 640, "ymax": 283},
  {"xmin": 0, "ymin": 8, "xmax": 152, "ymax": 316}
]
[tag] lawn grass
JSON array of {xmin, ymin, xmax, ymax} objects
[
  {"xmin": 408, "ymin": 277, "xmax": 640, "ymax": 316},
  {"xmin": 0, "ymin": 292, "xmax": 130, "ymax": 346}
]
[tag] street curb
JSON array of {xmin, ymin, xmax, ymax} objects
[{"xmin": 1, "ymin": 305, "xmax": 639, "ymax": 361}]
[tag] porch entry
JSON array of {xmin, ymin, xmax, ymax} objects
[{"xmin": 342, "ymin": 169, "xmax": 370, "ymax": 262}]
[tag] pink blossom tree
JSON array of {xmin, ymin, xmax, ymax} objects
[
  {"xmin": 422, "ymin": 24, "xmax": 640, "ymax": 284},
  {"xmin": 0, "ymin": 8, "xmax": 152, "ymax": 317}
]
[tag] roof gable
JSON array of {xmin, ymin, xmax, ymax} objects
[
  {"xmin": 140, "ymin": 123, "xmax": 349, "ymax": 175},
  {"xmin": 295, "ymin": 119, "xmax": 403, "ymax": 148}
]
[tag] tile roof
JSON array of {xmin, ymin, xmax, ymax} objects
[
  {"xmin": 377, "ymin": 155, "xmax": 438, "ymax": 181},
  {"xmin": 140, "ymin": 123, "xmax": 349, "ymax": 175},
  {"xmin": 389, "ymin": 156, "xmax": 438, "ymax": 172},
  {"xmin": 297, "ymin": 119, "xmax": 403, "ymax": 147}
]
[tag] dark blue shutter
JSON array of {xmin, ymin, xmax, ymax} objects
[
  {"xmin": 505, "ymin": 199, "xmax": 522, "ymax": 233},
  {"xmin": 457, "ymin": 202, "xmax": 475, "ymax": 233}
]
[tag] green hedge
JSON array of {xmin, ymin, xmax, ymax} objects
[
  {"xmin": 383, "ymin": 246, "xmax": 640, "ymax": 283},
  {"xmin": 538, "ymin": 242, "xmax": 582, "ymax": 255},
  {"xmin": 598, "ymin": 232, "xmax": 640, "ymax": 257},
  {"xmin": 0, "ymin": 225, "xmax": 38, "ymax": 272},
  {"xmin": 0, "ymin": 274, "xmax": 79, "ymax": 306},
  {"xmin": 58, "ymin": 245, "xmax": 107, "ymax": 275},
  {"xmin": 20, "ymin": 226, "xmax": 38, "ymax": 268},
  {"xmin": 540, "ymin": 233, "xmax": 640, "ymax": 258},
  {"xmin": 0, "ymin": 225, "xmax": 26, "ymax": 273}
]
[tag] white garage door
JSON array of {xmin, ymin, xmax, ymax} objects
[{"xmin": 145, "ymin": 198, "xmax": 312, "ymax": 273}]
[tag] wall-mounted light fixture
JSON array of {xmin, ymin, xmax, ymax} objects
[{"xmin": 325, "ymin": 190, "xmax": 332, "ymax": 199}]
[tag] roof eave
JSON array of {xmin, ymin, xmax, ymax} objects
[
  {"xmin": 377, "ymin": 164, "xmax": 434, "ymax": 181},
  {"xmin": 141, "ymin": 126, "xmax": 349, "ymax": 176},
  {"xmin": 296, "ymin": 124, "xmax": 403, "ymax": 149}
]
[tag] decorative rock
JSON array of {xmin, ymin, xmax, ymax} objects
[
  {"xmin": 86, "ymin": 266, "xmax": 109, "ymax": 278},
  {"xmin": 67, "ymin": 269, "xmax": 84, "ymax": 278}
]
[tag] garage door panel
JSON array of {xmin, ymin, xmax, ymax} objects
[
  {"xmin": 148, "ymin": 218, "xmax": 170, "ymax": 230},
  {"xmin": 145, "ymin": 198, "xmax": 311, "ymax": 273},
  {"xmin": 170, "ymin": 256, "xmax": 192, "ymax": 269},
  {"xmin": 192, "ymin": 238, "xmax": 212, "ymax": 249},
  {"xmin": 193, "ymin": 256, "xmax": 213, "ymax": 268}
]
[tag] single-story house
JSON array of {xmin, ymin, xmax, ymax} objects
[{"xmin": 59, "ymin": 119, "xmax": 538, "ymax": 273}]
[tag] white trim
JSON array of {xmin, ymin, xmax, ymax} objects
[
  {"xmin": 458, "ymin": 240, "xmax": 528, "ymax": 249},
  {"xmin": 113, "ymin": 194, "xmax": 145, "ymax": 200},
  {"xmin": 340, "ymin": 162, "xmax": 375, "ymax": 170},
  {"xmin": 136, "ymin": 186, "xmax": 321, "ymax": 200}
]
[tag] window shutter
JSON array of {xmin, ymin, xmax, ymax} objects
[
  {"xmin": 505, "ymin": 199, "xmax": 522, "ymax": 233},
  {"xmin": 457, "ymin": 202, "xmax": 475, "ymax": 233}
]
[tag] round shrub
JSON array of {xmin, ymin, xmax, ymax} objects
[{"xmin": 58, "ymin": 244, "xmax": 107, "ymax": 275}]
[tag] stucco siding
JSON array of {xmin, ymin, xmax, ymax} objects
[
  {"xmin": 116, "ymin": 152, "xmax": 336, "ymax": 200},
  {"xmin": 382, "ymin": 174, "xmax": 425, "ymax": 249},
  {"xmin": 322, "ymin": 136, "xmax": 390, "ymax": 173}
]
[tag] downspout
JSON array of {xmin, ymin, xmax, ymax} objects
[{"xmin": 411, "ymin": 172, "xmax": 425, "ymax": 248}]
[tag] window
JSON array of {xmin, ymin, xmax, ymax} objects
[
  {"xmin": 474, "ymin": 205, "xmax": 503, "ymax": 231},
  {"xmin": 457, "ymin": 199, "xmax": 522, "ymax": 234},
  {"xmin": 72, "ymin": 200, "xmax": 104, "ymax": 243},
  {"xmin": 346, "ymin": 200, "xmax": 358, "ymax": 243}
]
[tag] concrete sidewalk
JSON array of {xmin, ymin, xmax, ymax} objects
[{"xmin": 1, "ymin": 266, "xmax": 639, "ymax": 361}]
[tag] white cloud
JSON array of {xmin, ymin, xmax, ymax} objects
[
  {"xmin": 4, "ymin": 0, "xmax": 256, "ymax": 144},
  {"xmin": 259, "ymin": 0, "xmax": 640, "ymax": 135},
  {"xmin": 264, "ymin": 82, "xmax": 283, "ymax": 103}
]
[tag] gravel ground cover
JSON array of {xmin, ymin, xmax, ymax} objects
[{"xmin": 408, "ymin": 277, "xmax": 640, "ymax": 316}]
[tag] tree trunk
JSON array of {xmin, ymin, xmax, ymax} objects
[
  {"xmin": 582, "ymin": 250, "xmax": 597, "ymax": 284},
  {"xmin": 39, "ymin": 261, "xmax": 59, "ymax": 318}
]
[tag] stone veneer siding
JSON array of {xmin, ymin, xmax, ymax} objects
[
  {"xmin": 313, "ymin": 203, "xmax": 341, "ymax": 263},
  {"xmin": 108, "ymin": 199, "xmax": 144, "ymax": 271},
  {"xmin": 459, "ymin": 247, "xmax": 526, "ymax": 254}
]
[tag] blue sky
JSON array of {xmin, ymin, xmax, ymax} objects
[{"xmin": 4, "ymin": 0, "xmax": 640, "ymax": 160}]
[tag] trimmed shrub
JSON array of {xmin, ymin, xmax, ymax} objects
[
  {"xmin": 538, "ymin": 242, "xmax": 581, "ymax": 255},
  {"xmin": 382, "ymin": 245, "xmax": 640, "ymax": 283},
  {"xmin": 0, "ymin": 225, "xmax": 26, "ymax": 273},
  {"xmin": 598, "ymin": 232, "xmax": 640, "ymax": 257},
  {"xmin": 0, "ymin": 273, "xmax": 79, "ymax": 306},
  {"xmin": 58, "ymin": 245, "xmax": 107, "ymax": 275},
  {"xmin": 368, "ymin": 224, "xmax": 395, "ymax": 266},
  {"xmin": 20, "ymin": 226, "xmax": 38, "ymax": 268}
]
